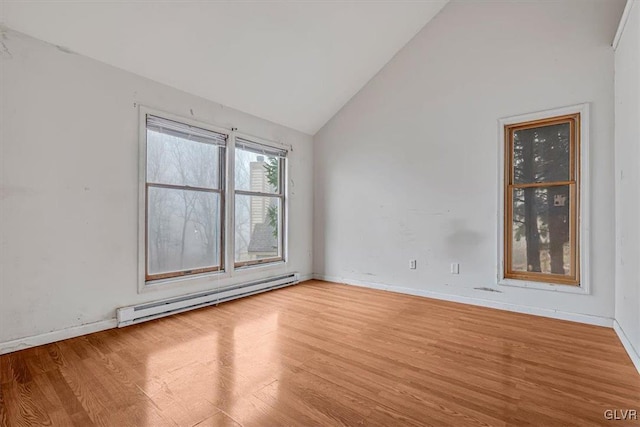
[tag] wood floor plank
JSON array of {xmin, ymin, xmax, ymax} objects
[
  {"xmin": 2, "ymin": 381, "xmax": 53, "ymax": 427},
  {"xmin": 43, "ymin": 369, "xmax": 95, "ymax": 426},
  {"xmin": 1, "ymin": 280, "xmax": 639, "ymax": 426},
  {"xmin": 0, "ymin": 385, "xmax": 7, "ymax": 427},
  {"xmin": 194, "ymin": 411, "xmax": 242, "ymax": 427},
  {"xmin": 30, "ymin": 372, "xmax": 80, "ymax": 426}
]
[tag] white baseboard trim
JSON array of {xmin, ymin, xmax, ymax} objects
[
  {"xmin": 313, "ymin": 274, "xmax": 613, "ymax": 328},
  {"xmin": 0, "ymin": 274, "xmax": 311, "ymax": 355},
  {"xmin": 614, "ymin": 320, "xmax": 640, "ymax": 374},
  {"xmin": 0, "ymin": 319, "xmax": 117, "ymax": 355}
]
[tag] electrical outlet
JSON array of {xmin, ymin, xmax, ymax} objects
[
  {"xmin": 409, "ymin": 259, "xmax": 417, "ymax": 269},
  {"xmin": 451, "ymin": 263, "xmax": 460, "ymax": 274}
]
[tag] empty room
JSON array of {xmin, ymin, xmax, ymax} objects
[{"xmin": 1, "ymin": 0, "xmax": 639, "ymax": 425}]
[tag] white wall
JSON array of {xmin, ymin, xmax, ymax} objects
[
  {"xmin": 314, "ymin": 0, "xmax": 623, "ymax": 324},
  {"xmin": 614, "ymin": 0, "xmax": 640, "ymax": 360},
  {"xmin": 0, "ymin": 29, "xmax": 313, "ymax": 346}
]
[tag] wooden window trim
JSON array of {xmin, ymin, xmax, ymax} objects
[{"xmin": 503, "ymin": 113, "xmax": 581, "ymax": 286}]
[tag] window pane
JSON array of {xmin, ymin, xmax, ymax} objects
[
  {"xmin": 148, "ymin": 187, "xmax": 221, "ymax": 275},
  {"xmin": 513, "ymin": 122, "xmax": 570, "ymax": 184},
  {"xmin": 235, "ymin": 195, "xmax": 281, "ymax": 263},
  {"xmin": 511, "ymin": 186, "xmax": 571, "ymax": 275},
  {"xmin": 235, "ymin": 148, "xmax": 280, "ymax": 194},
  {"xmin": 147, "ymin": 129, "xmax": 220, "ymax": 189}
]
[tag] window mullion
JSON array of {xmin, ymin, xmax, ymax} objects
[
  {"xmin": 218, "ymin": 145, "xmax": 226, "ymax": 273},
  {"xmin": 227, "ymin": 131, "xmax": 236, "ymax": 275}
]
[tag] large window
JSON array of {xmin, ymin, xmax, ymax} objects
[
  {"xmin": 145, "ymin": 115, "xmax": 227, "ymax": 281},
  {"xmin": 234, "ymin": 138, "xmax": 286, "ymax": 267},
  {"xmin": 141, "ymin": 111, "xmax": 290, "ymax": 287},
  {"xmin": 503, "ymin": 112, "xmax": 580, "ymax": 286}
]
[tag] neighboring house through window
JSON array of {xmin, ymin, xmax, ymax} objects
[{"xmin": 234, "ymin": 138, "xmax": 286, "ymax": 267}]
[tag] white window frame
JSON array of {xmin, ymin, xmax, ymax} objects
[
  {"xmin": 137, "ymin": 106, "xmax": 290, "ymax": 293},
  {"xmin": 230, "ymin": 132, "xmax": 289, "ymax": 270},
  {"xmin": 497, "ymin": 103, "xmax": 590, "ymax": 295}
]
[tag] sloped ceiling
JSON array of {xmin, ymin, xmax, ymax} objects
[{"xmin": 1, "ymin": 0, "xmax": 448, "ymax": 134}]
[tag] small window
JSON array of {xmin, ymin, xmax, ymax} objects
[
  {"xmin": 145, "ymin": 115, "xmax": 227, "ymax": 281},
  {"xmin": 504, "ymin": 113, "xmax": 580, "ymax": 286},
  {"xmin": 234, "ymin": 138, "xmax": 286, "ymax": 267}
]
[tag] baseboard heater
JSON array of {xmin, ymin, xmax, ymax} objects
[{"xmin": 117, "ymin": 273, "xmax": 299, "ymax": 327}]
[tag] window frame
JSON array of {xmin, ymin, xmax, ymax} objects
[
  {"xmin": 138, "ymin": 107, "xmax": 231, "ymax": 289},
  {"xmin": 232, "ymin": 136, "xmax": 287, "ymax": 269},
  {"xmin": 138, "ymin": 107, "xmax": 291, "ymax": 293},
  {"xmin": 143, "ymin": 114, "xmax": 228, "ymax": 282},
  {"xmin": 498, "ymin": 104, "xmax": 590, "ymax": 294}
]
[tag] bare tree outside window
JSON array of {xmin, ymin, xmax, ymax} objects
[
  {"xmin": 504, "ymin": 113, "xmax": 580, "ymax": 286},
  {"xmin": 145, "ymin": 115, "xmax": 226, "ymax": 281}
]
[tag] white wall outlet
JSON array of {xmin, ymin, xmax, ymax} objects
[
  {"xmin": 451, "ymin": 263, "xmax": 460, "ymax": 274},
  {"xmin": 409, "ymin": 259, "xmax": 417, "ymax": 269}
]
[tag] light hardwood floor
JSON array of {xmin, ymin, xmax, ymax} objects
[{"xmin": 1, "ymin": 280, "xmax": 639, "ymax": 426}]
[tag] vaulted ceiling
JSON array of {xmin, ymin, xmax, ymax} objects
[{"xmin": 1, "ymin": 0, "xmax": 448, "ymax": 134}]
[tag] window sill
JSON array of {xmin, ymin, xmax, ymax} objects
[
  {"xmin": 141, "ymin": 269, "xmax": 229, "ymax": 294},
  {"xmin": 498, "ymin": 278, "xmax": 589, "ymax": 295},
  {"xmin": 139, "ymin": 260, "xmax": 288, "ymax": 294},
  {"xmin": 234, "ymin": 260, "xmax": 286, "ymax": 272}
]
